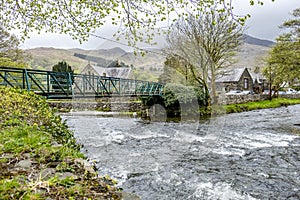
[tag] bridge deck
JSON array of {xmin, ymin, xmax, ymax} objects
[{"xmin": 0, "ymin": 66, "xmax": 164, "ymax": 99}]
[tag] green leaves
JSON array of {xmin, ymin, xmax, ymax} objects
[
  {"xmin": 250, "ymin": 0, "xmax": 266, "ymax": 6},
  {"xmin": 263, "ymin": 7, "xmax": 300, "ymax": 90},
  {"xmin": 162, "ymin": 83, "xmax": 207, "ymax": 107},
  {"xmin": 1, "ymin": 0, "xmax": 267, "ymax": 47},
  {"xmin": 280, "ymin": 8, "xmax": 300, "ymax": 39}
]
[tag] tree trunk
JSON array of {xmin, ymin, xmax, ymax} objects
[
  {"xmin": 269, "ymin": 82, "xmax": 272, "ymax": 101},
  {"xmin": 210, "ymin": 64, "xmax": 217, "ymax": 105}
]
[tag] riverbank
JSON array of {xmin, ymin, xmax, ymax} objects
[
  {"xmin": 0, "ymin": 87, "xmax": 127, "ymax": 199},
  {"xmin": 224, "ymin": 98, "xmax": 300, "ymax": 113},
  {"xmin": 47, "ymin": 98, "xmax": 143, "ymax": 114},
  {"xmin": 48, "ymin": 97, "xmax": 300, "ymax": 120}
]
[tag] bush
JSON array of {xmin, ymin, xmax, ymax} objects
[
  {"xmin": 162, "ymin": 83, "xmax": 208, "ymax": 107},
  {"xmin": 139, "ymin": 83, "xmax": 209, "ymax": 118},
  {"xmin": 0, "ymin": 87, "xmax": 79, "ymax": 149}
]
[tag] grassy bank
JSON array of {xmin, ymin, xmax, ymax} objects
[
  {"xmin": 225, "ymin": 98, "xmax": 300, "ymax": 113},
  {"xmin": 0, "ymin": 87, "xmax": 122, "ymax": 199}
]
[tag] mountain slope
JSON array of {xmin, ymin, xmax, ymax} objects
[
  {"xmin": 234, "ymin": 43, "xmax": 270, "ymax": 69},
  {"xmin": 243, "ymin": 34, "xmax": 275, "ymax": 47},
  {"xmin": 25, "ymin": 35, "xmax": 273, "ymax": 80},
  {"xmin": 26, "ymin": 48, "xmax": 91, "ymax": 72}
]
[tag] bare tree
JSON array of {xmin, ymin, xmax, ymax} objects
[
  {"xmin": 0, "ymin": 26, "xmax": 29, "ymax": 68},
  {"xmin": 164, "ymin": 8, "xmax": 243, "ymax": 103},
  {"xmin": 0, "ymin": 26, "xmax": 26, "ymax": 62}
]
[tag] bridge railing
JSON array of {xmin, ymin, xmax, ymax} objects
[
  {"xmin": 0, "ymin": 67, "xmax": 73, "ymax": 98},
  {"xmin": 72, "ymin": 74, "xmax": 164, "ymax": 97},
  {"xmin": 0, "ymin": 66, "xmax": 164, "ymax": 99}
]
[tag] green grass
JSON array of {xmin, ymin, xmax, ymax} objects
[
  {"xmin": 0, "ymin": 125, "xmax": 85, "ymax": 199},
  {"xmin": 225, "ymin": 98, "xmax": 300, "ymax": 113},
  {"xmin": 0, "ymin": 87, "xmax": 121, "ymax": 199}
]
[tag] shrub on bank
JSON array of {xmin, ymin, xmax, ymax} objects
[
  {"xmin": 140, "ymin": 83, "xmax": 209, "ymax": 118},
  {"xmin": 0, "ymin": 87, "xmax": 78, "ymax": 149},
  {"xmin": 162, "ymin": 83, "xmax": 208, "ymax": 107},
  {"xmin": 0, "ymin": 87, "xmax": 121, "ymax": 199}
]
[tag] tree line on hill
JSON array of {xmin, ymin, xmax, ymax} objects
[{"xmin": 73, "ymin": 53, "xmax": 112, "ymax": 66}]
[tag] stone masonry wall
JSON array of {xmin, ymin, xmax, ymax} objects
[
  {"xmin": 224, "ymin": 93, "xmax": 300, "ymax": 105},
  {"xmin": 48, "ymin": 97, "xmax": 142, "ymax": 112},
  {"xmin": 49, "ymin": 94, "xmax": 300, "ymax": 112}
]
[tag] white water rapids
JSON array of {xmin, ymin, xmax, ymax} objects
[{"xmin": 62, "ymin": 105, "xmax": 300, "ymax": 200}]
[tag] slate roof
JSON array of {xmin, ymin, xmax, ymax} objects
[
  {"xmin": 216, "ymin": 68, "xmax": 248, "ymax": 83},
  {"xmin": 249, "ymin": 71, "xmax": 266, "ymax": 84},
  {"xmin": 88, "ymin": 64, "xmax": 133, "ymax": 79}
]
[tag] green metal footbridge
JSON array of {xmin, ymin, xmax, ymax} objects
[{"xmin": 0, "ymin": 66, "xmax": 164, "ymax": 99}]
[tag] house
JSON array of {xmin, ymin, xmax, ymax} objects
[
  {"xmin": 250, "ymin": 71, "xmax": 268, "ymax": 94},
  {"xmin": 75, "ymin": 61, "xmax": 135, "ymax": 93},
  {"xmin": 216, "ymin": 68, "xmax": 254, "ymax": 93},
  {"xmin": 81, "ymin": 60, "xmax": 134, "ymax": 79}
]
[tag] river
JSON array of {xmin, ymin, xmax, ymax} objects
[{"xmin": 62, "ymin": 105, "xmax": 300, "ymax": 200}]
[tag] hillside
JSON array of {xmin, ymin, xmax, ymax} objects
[
  {"xmin": 233, "ymin": 43, "xmax": 270, "ymax": 70},
  {"xmin": 26, "ymin": 48, "xmax": 90, "ymax": 72},
  {"xmin": 26, "ymin": 47, "xmax": 165, "ymax": 80},
  {"xmin": 243, "ymin": 34, "xmax": 274, "ymax": 47},
  {"xmin": 25, "ymin": 35, "xmax": 272, "ymax": 80}
]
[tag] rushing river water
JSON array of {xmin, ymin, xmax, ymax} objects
[{"xmin": 62, "ymin": 105, "xmax": 300, "ymax": 200}]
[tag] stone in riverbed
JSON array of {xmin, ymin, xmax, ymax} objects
[
  {"xmin": 40, "ymin": 168, "xmax": 56, "ymax": 179},
  {"xmin": 74, "ymin": 158, "xmax": 97, "ymax": 174},
  {"xmin": 57, "ymin": 172, "xmax": 78, "ymax": 180},
  {"xmin": 15, "ymin": 159, "xmax": 33, "ymax": 169},
  {"xmin": 119, "ymin": 192, "xmax": 141, "ymax": 200}
]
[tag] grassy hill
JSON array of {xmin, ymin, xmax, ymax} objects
[
  {"xmin": 26, "ymin": 48, "xmax": 94, "ymax": 73},
  {"xmin": 25, "ymin": 47, "xmax": 165, "ymax": 80},
  {"xmin": 25, "ymin": 35, "xmax": 272, "ymax": 81}
]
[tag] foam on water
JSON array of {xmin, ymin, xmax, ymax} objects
[
  {"xmin": 174, "ymin": 130, "xmax": 206, "ymax": 143},
  {"xmin": 62, "ymin": 105, "xmax": 300, "ymax": 200},
  {"xmin": 190, "ymin": 182, "xmax": 257, "ymax": 200}
]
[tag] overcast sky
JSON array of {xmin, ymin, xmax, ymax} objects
[{"xmin": 20, "ymin": 0, "xmax": 299, "ymax": 50}]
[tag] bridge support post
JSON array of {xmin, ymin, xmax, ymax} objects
[{"xmin": 24, "ymin": 69, "xmax": 30, "ymax": 91}]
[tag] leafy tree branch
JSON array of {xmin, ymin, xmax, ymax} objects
[{"xmin": 1, "ymin": 0, "xmax": 271, "ymax": 46}]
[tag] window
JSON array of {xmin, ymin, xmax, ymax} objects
[{"xmin": 244, "ymin": 78, "xmax": 249, "ymax": 89}]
